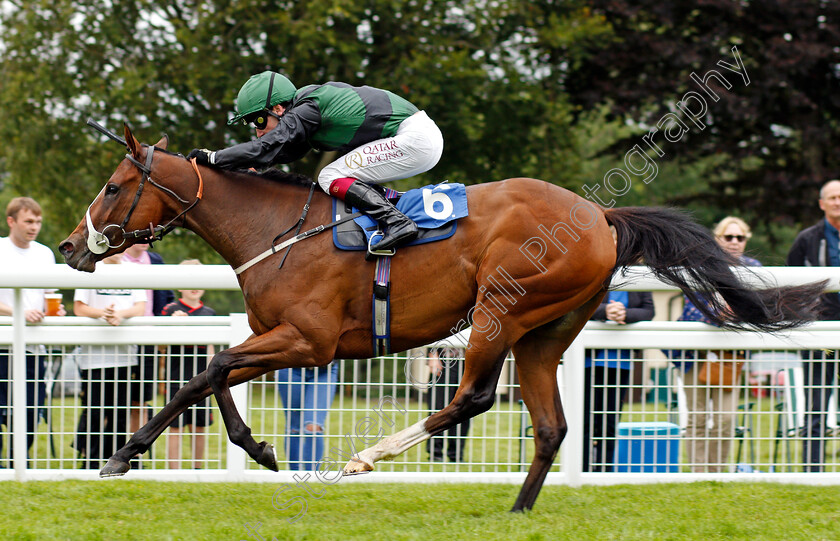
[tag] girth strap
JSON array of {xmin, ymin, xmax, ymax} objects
[{"xmin": 372, "ymin": 256, "xmax": 392, "ymax": 356}]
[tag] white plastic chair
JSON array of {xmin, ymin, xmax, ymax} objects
[
  {"xmin": 667, "ymin": 365, "xmax": 688, "ymax": 436},
  {"xmin": 773, "ymin": 366, "xmax": 805, "ymax": 471}
]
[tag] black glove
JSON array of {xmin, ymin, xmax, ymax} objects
[{"xmin": 187, "ymin": 148, "xmax": 214, "ymax": 166}]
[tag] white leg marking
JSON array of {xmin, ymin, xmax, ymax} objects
[{"xmin": 343, "ymin": 417, "xmax": 431, "ymax": 474}]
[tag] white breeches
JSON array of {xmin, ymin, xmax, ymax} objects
[{"xmin": 317, "ymin": 111, "xmax": 444, "ymax": 192}]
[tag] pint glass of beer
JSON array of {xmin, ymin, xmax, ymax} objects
[{"xmin": 45, "ymin": 293, "xmax": 62, "ymax": 316}]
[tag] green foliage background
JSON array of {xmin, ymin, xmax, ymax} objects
[{"xmin": 1, "ymin": 0, "xmax": 837, "ymax": 289}]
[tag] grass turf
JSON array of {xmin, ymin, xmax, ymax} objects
[{"xmin": 2, "ymin": 480, "xmax": 839, "ymax": 540}]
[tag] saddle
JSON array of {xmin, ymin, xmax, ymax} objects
[{"xmin": 332, "ymin": 182, "xmax": 468, "ymax": 252}]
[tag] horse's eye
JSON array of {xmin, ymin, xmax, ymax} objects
[{"xmin": 105, "ymin": 184, "xmax": 119, "ymax": 195}]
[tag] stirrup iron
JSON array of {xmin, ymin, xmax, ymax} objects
[{"xmin": 367, "ymin": 230, "xmax": 396, "ymax": 257}]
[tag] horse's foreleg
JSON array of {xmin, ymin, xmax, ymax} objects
[
  {"xmin": 207, "ymin": 356, "xmax": 279, "ymax": 471},
  {"xmin": 101, "ymin": 365, "xmax": 271, "ymax": 477},
  {"xmin": 205, "ymin": 324, "xmax": 328, "ymax": 472}
]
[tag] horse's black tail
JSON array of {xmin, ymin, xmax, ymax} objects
[{"xmin": 604, "ymin": 206, "xmax": 826, "ymax": 331}]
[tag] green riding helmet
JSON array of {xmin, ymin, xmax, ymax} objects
[{"xmin": 227, "ymin": 71, "xmax": 297, "ymax": 125}]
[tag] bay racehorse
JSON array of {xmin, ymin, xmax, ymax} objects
[{"xmin": 59, "ymin": 125, "xmax": 824, "ymax": 512}]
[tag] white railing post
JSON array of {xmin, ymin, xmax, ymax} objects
[
  {"xmin": 561, "ymin": 337, "xmax": 585, "ymax": 486},
  {"xmin": 12, "ymin": 288, "xmax": 27, "ymax": 480},
  {"xmin": 226, "ymin": 313, "xmax": 252, "ymax": 480}
]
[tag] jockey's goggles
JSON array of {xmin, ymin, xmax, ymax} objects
[{"xmin": 244, "ymin": 109, "xmax": 281, "ymax": 130}]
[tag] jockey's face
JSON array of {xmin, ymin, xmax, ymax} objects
[{"xmin": 255, "ymin": 104, "xmax": 286, "ymax": 138}]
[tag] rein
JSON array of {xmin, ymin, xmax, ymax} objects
[{"xmin": 272, "ymin": 181, "xmax": 316, "ymax": 270}]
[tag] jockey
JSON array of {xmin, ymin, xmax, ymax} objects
[{"xmin": 187, "ymin": 71, "xmax": 444, "ymax": 252}]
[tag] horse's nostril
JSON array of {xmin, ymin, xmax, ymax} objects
[{"xmin": 59, "ymin": 241, "xmax": 75, "ymax": 257}]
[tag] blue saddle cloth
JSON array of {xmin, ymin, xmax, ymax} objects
[{"xmin": 332, "ymin": 182, "xmax": 468, "ymax": 251}]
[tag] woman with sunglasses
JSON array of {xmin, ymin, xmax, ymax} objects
[
  {"xmin": 671, "ymin": 216, "xmax": 760, "ymax": 472},
  {"xmin": 713, "ymin": 216, "xmax": 760, "ymax": 265},
  {"xmin": 187, "ymin": 71, "xmax": 443, "ymax": 252}
]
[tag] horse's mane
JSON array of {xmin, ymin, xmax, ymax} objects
[
  {"xmin": 155, "ymin": 144, "xmax": 315, "ymax": 187},
  {"xmin": 210, "ymin": 165, "xmax": 314, "ymax": 187},
  {"xmin": 243, "ymin": 168, "xmax": 314, "ymax": 187}
]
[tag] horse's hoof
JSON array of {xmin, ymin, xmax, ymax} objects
[
  {"xmin": 343, "ymin": 456, "xmax": 374, "ymax": 475},
  {"xmin": 256, "ymin": 441, "xmax": 279, "ymax": 472},
  {"xmin": 100, "ymin": 458, "xmax": 131, "ymax": 478}
]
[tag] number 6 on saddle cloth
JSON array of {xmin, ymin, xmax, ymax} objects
[{"xmin": 332, "ymin": 182, "xmax": 469, "ymax": 252}]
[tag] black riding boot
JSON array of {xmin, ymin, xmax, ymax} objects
[{"xmin": 344, "ymin": 181, "xmax": 418, "ymax": 251}]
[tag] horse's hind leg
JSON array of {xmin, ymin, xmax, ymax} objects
[
  {"xmin": 343, "ymin": 339, "xmax": 511, "ymax": 474},
  {"xmin": 510, "ymin": 290, "xmax": 605, "ymax": 512},
  {"xmin": 101, "ymin": 364, "xmax": 272, "ymax": 477}
]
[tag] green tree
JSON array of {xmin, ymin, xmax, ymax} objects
[
  {"xmin": 563, "ymin": 0, "xmax": 840, "ymax": 262},
  {"xmin": 1, "ymin": 0, "xmax": 616, "ymax": 267}
]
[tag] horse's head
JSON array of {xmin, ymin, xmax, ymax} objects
[{"xmin": 59, "ymin": 124, "xmax": 175, "ymax": 272}]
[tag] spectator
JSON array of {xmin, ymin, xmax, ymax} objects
[
  {"xmin": 583, "ymin": 290, "xmax": 654, "ymax": 471},
  {"xmin": 276, "ymin": 362, "xmax": 339, "ymax": 470},
  {"xmin": 160, "ymin": 259, "xmax": 216, "ymax": 469},
  {"xmin": 787, "ymin": 180, "xmax": 840, "ymax": 472},
  {"xmin": 73, "ymin": 254, "xmax": 146, "ymax": 469},
  {"xmin": 0, "ymin": 197, "xmax": 66, "ymax": 464},
  {"xmin": 675, "ymin": 216, "xmax": 760, "ymax": 472},
  {"xmin": 121, "ymin": 243, "xmax": 175, "ymax": 316},
  {"xmin": 426, "ymin": 347, "xmax": 470, "ymax": 462},
  {"xmin": 121, "ymin": 243, "xmax": 174, "ymax": 437}
]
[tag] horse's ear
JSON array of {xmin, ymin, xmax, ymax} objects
[
  {"xmin": 155, "ymin": 134, "xmax": 169, "ymax": 150},
  {"xmin": 123, "ymin": 123, "xmax": 141, "ymax": 157}
]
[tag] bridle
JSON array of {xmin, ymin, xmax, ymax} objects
[
  {"xmin": 82, "ymin": 119, "xmax": 348, "ymax": 275},
  {"xmin": 85, "ymin": 144, "xmax": 204, "ymax": 254}
]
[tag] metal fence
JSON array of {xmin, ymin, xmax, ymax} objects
[{"xmin": 1, "ymin": 264, "xmax": 840, "ymax": 486}]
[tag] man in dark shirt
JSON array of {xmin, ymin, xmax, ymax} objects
[{"xmin": 786, "ymin": 179, "xmax": 840, "ymax": 472}]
